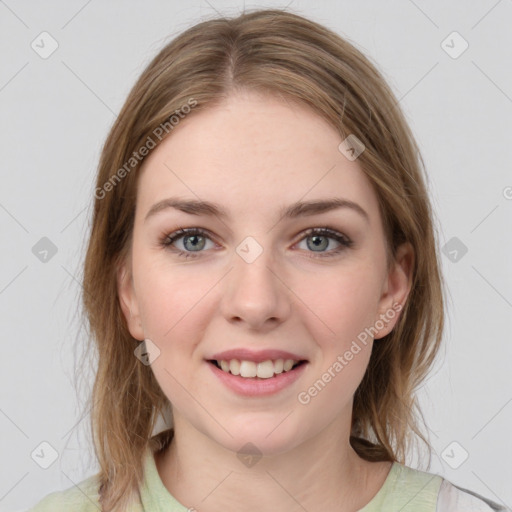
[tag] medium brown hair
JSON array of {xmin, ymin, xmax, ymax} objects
[{"xmin": 81, "ymin": 8, "xmax": 446, "ymax": 511}]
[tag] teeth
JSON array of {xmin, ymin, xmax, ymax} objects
[
  {"xmin": 239, "ymin": 360, "xmax": 257, "ymax": 378},
  {"xmin": 229, "ymin": 359, "xmax": 240, "ymax": 375},
  {"xmin": 283, "ymin": 359, "xmax": 294, "ymax": 371},
  {"xmin": 256, "ymin": 360, "xmax": 274, "ymax": 379},
  {"xmin": 216, "ymin": 358, "xmax": 301, "ymax": 378}
]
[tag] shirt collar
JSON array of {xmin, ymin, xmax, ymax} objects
[{"xmin": 139, "ymin": 444, "xmax": 190, "ymax": 511}]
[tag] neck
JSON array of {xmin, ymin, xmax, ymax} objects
[{"xmin": 155, "ymin": 414, "xmax": 389, "ymax": 512}]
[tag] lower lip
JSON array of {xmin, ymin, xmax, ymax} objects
[{"xmin": 207, "ymin": 361, "xmax": 308, "ymax": 397}]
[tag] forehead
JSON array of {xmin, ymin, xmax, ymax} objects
[{"xmin": 136, "ymin": 91, "xmax": 380, "ymax": 225}]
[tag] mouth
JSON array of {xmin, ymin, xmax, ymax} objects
[{"xmin": 207, "ymin": 358, "xmax": 308, "ymax": 379}]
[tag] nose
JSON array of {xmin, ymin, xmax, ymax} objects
[{"xmin": 220, "ymin": 244, "xmax": 291, "ymax": 332}]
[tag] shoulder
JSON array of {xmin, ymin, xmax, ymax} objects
[
  {"xmin": 26, "ymin": 474, "xmax": 101, "ymax": 512},
  {"xmin": 436, "ymin": 479, "xmax": 512, "ymax": 512},
  {"xmin": 375, "ymin": 463, "xmax": 511, "ymax": 512},
  {"xmin": 386, "ymin": 462, "xmax": 444, "ymax": 509}
]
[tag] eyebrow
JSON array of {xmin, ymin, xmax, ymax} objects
[{"xmin": 144, "ymin": 197, "xmax": 369, "ymax": 223}]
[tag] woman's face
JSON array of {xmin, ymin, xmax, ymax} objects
[{"xmin": 118, "ymin": 90, "xmax": 412, "ymax": 455}]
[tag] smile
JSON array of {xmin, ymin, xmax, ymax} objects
[
  {"xmin": 207, "ymin": 358, "xmax": 308, "ymax": 397},
  {"xmin": 210, "ymin": 358, "xmax": 306, "ymax": 379}
]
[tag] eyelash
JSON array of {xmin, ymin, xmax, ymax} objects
[{"xmin": 160, "ymin": 226, "xmax": 353, "ymax": 260}]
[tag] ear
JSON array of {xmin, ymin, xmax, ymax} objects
[
  {"xmin": 373, "ymin": 242, "xmax": 414, "ymax": 340},
  {"xmin": 117, "ymin": 255, "xmax": 145, "ymax": 341}
]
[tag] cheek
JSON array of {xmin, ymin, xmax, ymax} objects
[
  {"xmin": 294, "ymin": 272, "xmax": 376, "ymax": 415},
  {"xmin": 294, "ymin": 262, "xmax": 382, "ymax": 347},
  {"xmin": 134, "ymin": 258, "xmax": 216, "ymax": 343},
  {"xmin": 134, "ymin": 263, "xmax": 216, "ymax": 403}
]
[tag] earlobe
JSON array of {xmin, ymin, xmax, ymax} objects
[
  {"xmin": 117, "ymin": 260, "xmax": 145, "ymax": 341},
  {"xmin": 374, "ymin": 242, "xmax": 414, "ymax": 339}
]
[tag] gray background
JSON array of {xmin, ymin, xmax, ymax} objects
[{"xmin": 1, "ymin": 1, "xmax": 511, "ymax": 511}]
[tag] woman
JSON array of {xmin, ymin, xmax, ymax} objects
[{"xmin": 28, "ymin": 8, "xmax": 510, "ymax": 512}]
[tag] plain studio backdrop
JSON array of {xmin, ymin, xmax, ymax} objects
[{"xmin": 0, "ymin": 1, "xmax": 511, "ymax": 511}]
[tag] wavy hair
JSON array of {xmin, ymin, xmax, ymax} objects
[{"xmin": 81, "ymin": 8, "xmax": 446, "ymax": 511}]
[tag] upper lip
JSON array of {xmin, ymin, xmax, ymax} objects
[{"xmin": 208, "ymin": 349, "xmax": 307, "ymax": 363}]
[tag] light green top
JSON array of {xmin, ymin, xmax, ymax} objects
[{"xmin": 27, "ymin": 447, "xmax": 443, "ymax": 511}]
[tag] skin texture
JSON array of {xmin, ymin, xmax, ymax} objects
[{"xmin": 118, "ymin": 90, "xmax": 414, "ymax": 511}]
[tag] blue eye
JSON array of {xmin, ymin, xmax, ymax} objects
[
  {"xmin": 162, "ymin": 228, "xmax": 215, "ymax": 258},
  {"xmin": 297, "ymin": 227, "xmax": 353, "ymax": 257},
  {"xmin": 161, "ymin": 227, "xmax": 353, "ymax": 259}
]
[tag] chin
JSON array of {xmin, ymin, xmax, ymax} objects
[{"xmin": 207, "ymin": 417, "xmax": 305, "ymax": 458}]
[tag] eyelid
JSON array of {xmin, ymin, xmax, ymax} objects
[
  {"xmin": 163, "ymin": 226, "xmax": 351, "ymax": 244},
  {"xmin": 293, "ymin": 226, "xmax": 352, "ymax": 244}
]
